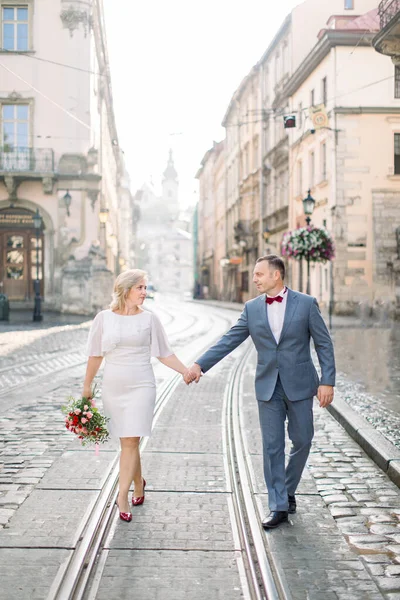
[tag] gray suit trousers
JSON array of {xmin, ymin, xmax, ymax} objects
[{"xmin": 257, "ymin": 377, "xmax": 314, "ymax": 511}]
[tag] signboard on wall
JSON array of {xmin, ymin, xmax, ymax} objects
[
  {"xmin": 0, "ymin": 208, "xmax": 35, "ymax": 228},
  {"xmin": 309, "ymin": 104, "xmax": 329, "ymax": 130}
]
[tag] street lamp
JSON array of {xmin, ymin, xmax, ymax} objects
[
  {"xmin": 302, "ymin": 189, "xmax": 315, "ymax": 226},
  {"xmin": 32, "ymin": 209, "xmax": 43, "ymax": 322},
  {"xmin": 302, "ymin": 189, "xmax": 315, "ymax": 294},
  {"xmin": 63, "ymin": 190, "xmax": 72, "ymax": 216},
  {"xmin": 99, "ymin": 207, "xmax": 109, "ymax": 224}
]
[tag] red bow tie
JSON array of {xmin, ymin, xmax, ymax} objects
[{"xmin": 266, "ymin": 295, "xmax": 284, "ymax": 305}]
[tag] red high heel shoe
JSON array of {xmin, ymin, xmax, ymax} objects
[
  {"xmin": 132, "ymin": 478, "xmax": 146, "ymax": 506},
  {"xmin": 116, "ymin": 500, "xmax": 132, "ymax": 522}
]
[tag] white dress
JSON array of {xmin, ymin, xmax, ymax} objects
[{"xmin": 86, "ymin": 309, "xmax": 173, "ymax": 438}]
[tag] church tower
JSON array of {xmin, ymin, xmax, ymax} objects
[{"xmin": 162, "ymin": 149, "xmax": 179, "ymax": 217}]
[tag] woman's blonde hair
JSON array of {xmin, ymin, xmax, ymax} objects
[{"xmin": 110, "ymin": 269, "xmax": 147, "ymax": 312}]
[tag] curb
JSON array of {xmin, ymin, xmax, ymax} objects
[
  {"xmin": 194, "ymin": 298, "xmax": 400, "ymax": 489},
  {"xmin": 328, "ymin": 393, "xmax": 400, "ymax": 488}
]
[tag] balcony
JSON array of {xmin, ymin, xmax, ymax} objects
[
  {"xmin": 374, "ymin": 1, "xmax": 400, "ymax": 63},
  {"xmin": 0, "ymin": 147, "xmax": 101, "ymax": 199},
  {"xmin": 379, "ymin": 0, "xmax": 400, "ymax": 30},
  {"xmin": 0, "ymin": 147, "xmax": 54, "ymax": 173}
]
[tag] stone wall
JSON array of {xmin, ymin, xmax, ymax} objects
[
  {"xmin": 373, "ymin": 189, "xmax": 400, "ymax": 318},
  {"xmin": 60, "ymin": 250, "xmax": 113, "ymax": 315}
]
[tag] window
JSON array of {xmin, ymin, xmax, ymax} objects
[
  {"xmin": 321, "ymin": 142, "xmax": 327, "ymax": 180},
  {"xmin": 282, "ymin": 42, "xmax": 288, "ymax": 76},
  {"xmin": 310, "ymin": 89, "xmax": 315, "ymax": 108},
  {"xmin": 309, "ymin": 151, "xmax": 315, "ymax": 187},
  {"xmin": 253, "ymin": 136, "xmax": 258, "ymax": 170},
  {"xmin": 297, "ymin": 160, "xmax": 303, "ymax": 196},
  {"xmin": 395, "ymin": 66, "xmax": 400, "ymax": 99},
  {"xmin": 344, "ymin": 0, "xmax": 353, "ymax": 8},
  {"xmin": 2, "ymin": 6, "xmax": 29, "ymax": 51},
  {"xmin": 395, "ymin": 133, "xmax": 400, "ymax": 174},
  {"xmin": 2, "ymin": 103, "xmax": 29, "ymax": 149},
  {"xmin": 298, "ymin": 102, "xmax": 303, "ymax": 128},
  {"xmin": 241, "ymin": 271, "xmax": 249, "ymax": 292},
  {"xmin": 275, "ymin": 51, "xmax": 280, "ymax": 84},
  {"xmin": 322, "ymin": 77, "xmax": 328, "ymax": 106}
]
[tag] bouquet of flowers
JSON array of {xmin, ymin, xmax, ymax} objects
[
  {"xmin": 62, "ymin": 387, "xmax": 109, "ymax": 447},
  {"xmin": 281, "ymin": 226, "xmax": 335, "ymax": 263}
]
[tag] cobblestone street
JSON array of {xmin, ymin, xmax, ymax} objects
[{"xmin": 0, "ymin": 299, "xmax": 400, "ymax": 599}]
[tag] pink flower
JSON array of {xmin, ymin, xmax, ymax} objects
[
  {"xmin": 84, "ymin": 405, "xmax": 89, "ymax": 411},
  {"xmin": 81, "ymin": 418, "xmax": 88, "ymax": 424},
  {"xmin": 82, "ymin": 427, "xmax": 88, "ymax": 435},
  {"xmin": 86, "ymin": 412, "xmax": 93, "ymax": 419},
  {"xmin": 74, "ymin": 409, "xmax": 81, "ymax": 415},
  {"xmin": 90, "ymin": 399, "xmax": 96, "ymax": 408}
]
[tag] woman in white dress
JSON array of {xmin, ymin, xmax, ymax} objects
[{"xmin": 83, "ymin": 269, "xmax": 190, "ymax": 522}]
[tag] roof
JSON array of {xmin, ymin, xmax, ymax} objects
[{"xmin": 342, "ymin": 8, "xmax": 379, "ymax": 32}]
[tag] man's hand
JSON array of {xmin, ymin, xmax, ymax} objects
[
  {"xmin": 183, "ymin": 369, "xmax": 195, "ymax": 385},
  {"xmin": 317, "ymin": 385, "xmax": 334, "ymax": 408},
  {"xmin": 185, "ymin": 363, "xmax": 202, "ymax": 384}
]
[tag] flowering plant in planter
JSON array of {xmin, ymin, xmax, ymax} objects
[{"xmin": 281, "ymin": 226, "xmax": 335, "ymax": 263}]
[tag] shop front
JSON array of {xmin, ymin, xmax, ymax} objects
[{"xmin": 0, "ymin": 207, "xmax": 44, "ymax": 301}]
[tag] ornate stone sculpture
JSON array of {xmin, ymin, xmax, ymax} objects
[{"xmin": 60, "ymin": 5, "xmax": 91, "ymax": 37}]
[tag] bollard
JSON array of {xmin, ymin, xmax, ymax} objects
[{"xmin": 0, "ymin": 294, "xmax": 10, "ymax": 321}]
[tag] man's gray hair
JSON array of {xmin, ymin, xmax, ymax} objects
[{"xmin": 256, "ymin": 255, "xmax": 285, "ymax": 279}]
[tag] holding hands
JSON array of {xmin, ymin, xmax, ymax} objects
[{"xmin": 183, "ymin": 363, "xmax": 202, "ymax": 385}]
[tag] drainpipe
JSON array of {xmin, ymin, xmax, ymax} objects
[{"xmin": 259, "ymin": 63, "xmax": 264, "ymax": 258}]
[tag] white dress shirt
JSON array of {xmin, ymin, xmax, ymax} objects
[{"xmin": 266, "ymin": 287, "xmax": 288, "ymax": 344}]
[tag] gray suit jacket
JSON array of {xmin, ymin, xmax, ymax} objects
[{"xmin": 196, "ymin": 289, "xmax": 335, "ymax": 402}]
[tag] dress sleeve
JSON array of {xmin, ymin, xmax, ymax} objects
[
  {"xmin": 150, "ymin": 312, "xmax": 173, "ymax": 358},
  {"xmin": 86, "ymin": 312, "xmax": 105, "ymax": 357}
]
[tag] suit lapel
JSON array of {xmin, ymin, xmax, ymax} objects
[
  {"xmin": 279, "ymin": 288, "xmax": 299, "ymax": 344},
  {"xmin": 258, "ymin": 294, "xmax": 277, "ymax": 345}
]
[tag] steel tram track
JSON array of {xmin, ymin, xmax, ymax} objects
[
  {"xmin": 46, "ymin": 372, "xmax": 183, "ymax": 600},
  {"xmin": 223, "ymin": 342, "xmax": 290, "ymax": 600},
  {"xmin": 45, "ymin": 308, "xmax": 235, "ymax": 600}
]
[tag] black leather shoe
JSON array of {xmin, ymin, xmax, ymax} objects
[
  {"xmin": 288, "ymin": 494, "xmax": 296, "ymax": 514},
  {"xmin": 262, "ymin": 511, "xmax": 288, "ymax": 529}
]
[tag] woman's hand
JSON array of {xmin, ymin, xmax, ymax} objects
[
  {"xmin": 183, "ymin": 369, "xmax": 195, "ymax": 385},
  {"xmin": 82, "ymin": 386, "xmax": 92, "ymax": 400}
]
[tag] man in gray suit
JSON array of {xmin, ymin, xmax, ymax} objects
[{"xmin": 187, "ymin": 255, "xmax": 335, "ymax": 529}]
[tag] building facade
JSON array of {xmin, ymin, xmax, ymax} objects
[
  {"xmin": 195, "ymin": 0, "xmax": 395, "ymax": 314},
  {"xmin": 287, "ymin": 9, "xmax": 400, "ymax": 313},
  {"xmin": 0, "ymin": 0, "xmax": 133, "ymax": 314},
  {"xmin": 136, "ymin": 151, "xmax": 194, "ymax": 295},
  {"xmin": 373, "ymin": 1, "xmax": 400, "ymax": 318}
]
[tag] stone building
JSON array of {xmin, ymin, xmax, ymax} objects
[
  {"xmin": 373, "ymin": 1, "xmax": 400, "ymax": 317},
  {"xmin": 136, "ymin": 151, "xmax": 193, "ymax": 295},
  {"xmin": 195, "ymin": 0, "xmax": 390, "ymax": 312},
  {"xmin": 287, "ymin": 9, "xmax": 400, "ymax": 313},
  {"xmin": 0, "ymin": 0, "xmax": 133, "ymax": 315}
]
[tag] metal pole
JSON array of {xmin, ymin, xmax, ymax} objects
[
  {"xmin": 305, "ymin": 215, "xmax": 311, "ymax": 295},
  {"xmin": 329, "ymin": 258, "xmax": 334, "ymax": 330},
  {"xmin": 33, "ymin": 226, "xmax": 42, "ymax": 322},
  {"xmin": 299, "ymin": 258, "xmax": 303, "ymax": 292}
]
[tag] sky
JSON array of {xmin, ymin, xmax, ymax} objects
[{"xmin": 103, "ymin": 0, "xmax": 301, "ymax": 207}]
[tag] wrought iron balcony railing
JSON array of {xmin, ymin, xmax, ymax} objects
[
  {"xmin": 379, "ymin": 0, "xmax": 400, "ymax": 30},
  {"xmin": 0, "ymin": 147, "xmax": 54, "ymax": 173}
]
